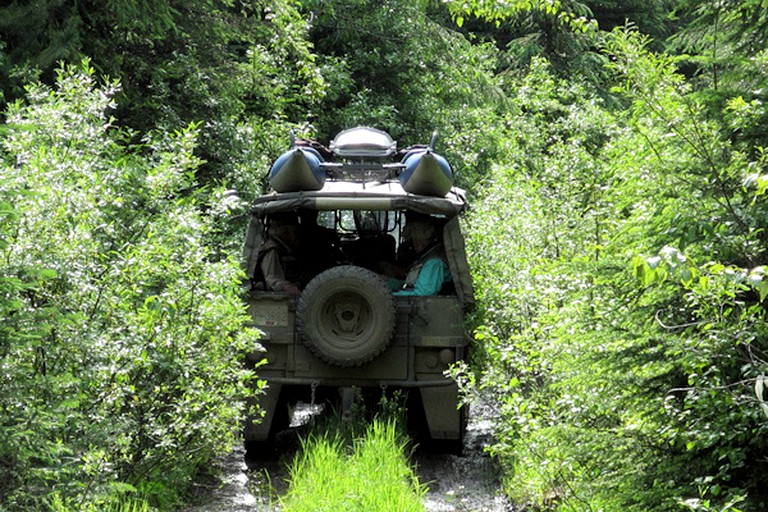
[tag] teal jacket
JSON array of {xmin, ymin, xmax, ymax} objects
[{"xmin": 390, "ymin": 244, "xmax": 451, "ymax": 296}]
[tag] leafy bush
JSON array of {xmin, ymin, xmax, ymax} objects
[
  {"xmin": 468, "ymin": 39, "xmax": 768, "ymax": 510},
  {"xmin": 0, "ymin": 61, "xmax": 263, "ymax": 510}
]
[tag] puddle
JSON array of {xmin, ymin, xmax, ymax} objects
[
  {"xmin": 415, "ymin": 398, "xmax": 513, "ymax": 512},
  {"xmin": 177, "ymin": 444, "xmax": 261, "ymax": 512}
]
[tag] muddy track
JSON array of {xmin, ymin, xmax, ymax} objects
[
  {"xmin": 415, "ymin": 405, "xmax": 512, "ymax": 512},
  {"xmin": 179, "ymin": 398, "xmax": 512, "ymax": 512}
]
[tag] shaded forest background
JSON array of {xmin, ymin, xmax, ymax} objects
[{"xmin": 2, "ymin": 0, "xmax": 768, "ymax": 510}]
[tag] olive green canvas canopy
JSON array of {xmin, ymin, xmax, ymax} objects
[
  {"xmin": 243, "ymin": 180, "xmax": 474, "ymax": 308},
  {"xmin": 250, "ymin": 180, "xmax": 467, "ymax": 217}
]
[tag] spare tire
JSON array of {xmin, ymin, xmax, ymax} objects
[{"xmin": 297, "ymin": 265, "xmax": 396, "ymax": 367}]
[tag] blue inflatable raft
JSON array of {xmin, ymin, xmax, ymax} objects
[
  {"xmin": 268, "ymin": 147, "xmax": 326, "ymax": 192},
  {"xmin": 399, "ymin": 148, "xmax": 454, "ymax": 197}
]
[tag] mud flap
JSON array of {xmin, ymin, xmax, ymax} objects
[
  {"xmin": 244, "ymin": 383, "xmax": 283, "ymax": 442},
  {"xmin": 419, "ymin": 382, "xmax": 463, "ymax": 440}
]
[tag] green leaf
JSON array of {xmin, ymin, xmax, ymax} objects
[{"xmin": 38, "ymin": 268, "xmax": 58, "ymax": 280}]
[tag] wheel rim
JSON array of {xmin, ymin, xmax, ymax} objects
[{"xmin": 321, "ymin": 291, "xmax": 373, "ymax": 340}]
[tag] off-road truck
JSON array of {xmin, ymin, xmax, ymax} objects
[{"xmin": 241, "ymin": 127, "xmax": 474, "ymax": 450}]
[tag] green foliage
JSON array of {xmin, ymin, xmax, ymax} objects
[
  {"xmin": 0, "ymin": 0, "xmax": 329, "ymax": 201},
  {"xmin": 6, "ymin": 2, "xmax": 768, "ymax": 511},
  {"xmin": 302, "ymin": 0, "xmax": 509, "ymax": 186},
  {"xmin": 678, "ymin": 489, "xmax": 746, "ymax": 512},
  {"xmin": 281, "ymin": 418, "xmax": 426, "ymax": 512},
  {"xmin": 0, "ymin": 61, "xmax": 263, "ymax": 510},
  {"xmin": 443, "ymin": 0, "xmax": 605, "ymax": 80},
  {"xmin": 467, "ymin": 57, "xmax": 650, "ymax": 510},
  {"xmin": 468, "ymin": 27, "xmax": 768, "ymax": 509},
  {"xmin": 0, "ymin": 0, "xmax": 324, "ymax": 123},
  {"xmin": 443, "ymin": 0, "xmax": 564, "ymax": 26}
]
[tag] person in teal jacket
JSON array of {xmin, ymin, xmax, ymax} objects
[{"xmin": 388, "ymin": 219, "xmax": 451, "ymax": 296}]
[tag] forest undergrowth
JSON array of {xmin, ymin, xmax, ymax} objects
[{"xmin": 3, "ymin": 1, "xmax": 768, "ymax": 511}]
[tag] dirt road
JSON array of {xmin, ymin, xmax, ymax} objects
[{"xmin": 180, "ymin": 398, "xmax": 512, "ymax": 512}]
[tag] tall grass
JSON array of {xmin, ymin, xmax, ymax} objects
[
  {"xmin": 49, "ymin": 492, "xmax": 152, "ymax": 512},
  {"xmin": 280, "ymin": 418, "xmax": 426, "ymax": 512}
]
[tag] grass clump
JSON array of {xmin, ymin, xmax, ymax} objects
[{"xmin": 280, "ymin": 418, "xmax": 426, "ymax": 512}]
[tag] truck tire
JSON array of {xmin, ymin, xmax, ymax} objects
[{"xmin": 297, "ymin": 265, "xmax": 396, "ymax": 367}]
